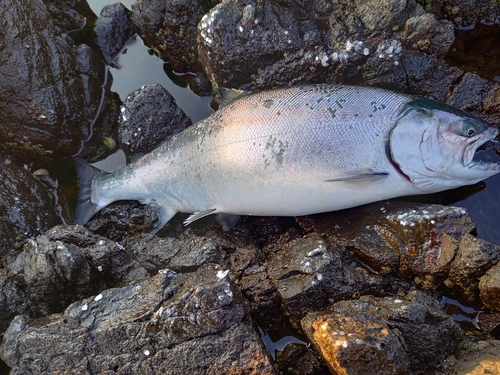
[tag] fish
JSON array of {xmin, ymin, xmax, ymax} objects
[{"xmin": 74, "ymin": 84, "xmax": 500, "ymax": 233}]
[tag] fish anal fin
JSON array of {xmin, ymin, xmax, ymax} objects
[
  {"xmin": 151, "ymin": 206, "xmax": 177, "ymax": 235},
  {"xmin": 184, "ymin": 208, "xmax": 217, "ymax": 226},
  {"xmin": 216, "ymin": 214, "xmax": 241, "ymax": 231}
]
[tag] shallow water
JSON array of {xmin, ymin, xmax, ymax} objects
[{"xmin": 87, "ymin": 0, "xmax": 213, "ymax": 171}]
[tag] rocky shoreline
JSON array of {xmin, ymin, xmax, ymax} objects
[{"xmin": 1, "ymin": 0, "xmax": 500, "ymax": 374}]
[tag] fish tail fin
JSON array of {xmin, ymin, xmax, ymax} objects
[{"xmin": 73, "ymin": 157, "xmax": 108, "ymax": 225}]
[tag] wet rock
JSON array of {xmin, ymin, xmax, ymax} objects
[
  {"xmin": 0, "ymin": 0, "xmax": 117, "ymax": 161},
  {"xmin": 383, "ymin": 204, "xmax": 471, "ymax": 285},
  {"xmin": 45, "ymin": 0, "xmax": 89, "ymax": 35},
  {"xmin": 266, "ymin": 232, "xmax": 387, "ymax": 321},
  {"xmin": 239, "ymin": 264, "xmax": 281, "ymax": 319},
  {"xmin": 401, "ymin": 51, "xmax": 463, "ymax": 101},
  {"xmin": 197, "ymin": 0, "xmax": 457, "ymax": 94},
  {"xmin": 401, "ymin": 11, "xmax": 455, "ymax": 57},
  {"xmin": 449, "ymin": 339, "xmax": 500, "ymax": 375},
  {"xmin": 118, "ymin": 83, "xmax": 192, "ymax": 158},
  {"xmin": 479, "ymin": 262, "xmax": 500, "ymax": 311},
  {"xmin": 301, "ymin": 291, "xmax": 463, "ymax": 375},
  {"xmin": 94, "ymin": 2, "xmax": 136, "ymax": 68},
  {"xmin": 125, "ymin": 230, "xmax": 224, "ymax": 274},
  {"xmin": 298, "ymin": 202, "xmax": 475, "ymax": 290},
  {"xmin": 482, "ymin": 82, "xmax": 500, "ymax": 126},
  {"xmin": 274, "ymin": 343, "xmax": 330, "ymax": 375},
  {"xmin": 0, "ymin": 264, "xmax": 275, "ymax": 374},
  {"xmin": 416, "ymin": 0, "xmax": 500, "ymax": 28},
  {"xmin": 131, "ymin": 0, "xmax": 212, "ymax": 75},
  {"xmin": 447, "ymin": 72, "xmax": 494, "ymax": 115},
  {"xmin": 448, "ymin": 234, "xmax": 500, "ymax": 296},
  {"xmin": 0, "ymin": 160, "xmax": 62, "ymax": 262},
  {"xmin": 8, "ymin": 224, "xmax": 149, "ymax": 315},
  {"xmin": 0, "ymin": 269, "xmax": 33, "ymax": 340},
  {"xmin": 478, "ymin": 312, "xmax": 500, "ymax": 338},
  {"xmin": 83, "ymin": 201, "xmax": 160, "ymax": 242}
]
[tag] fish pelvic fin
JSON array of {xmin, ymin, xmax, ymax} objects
[
  {"xmin": 184, "ymin": 209, "xmax": 240, "ymax": 231},
  {"xmin": 184, "ymin": 209, "xmax": 217, "ymax": 226},
  {"xmin": 74, "ymin": 158, "xmax": 109, "ymax": 225}
]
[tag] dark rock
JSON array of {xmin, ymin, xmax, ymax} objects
[
  {"xmin": 0, "ymin": 0, "xmax": 117, "ymax": 161},
  {"xmin": 184, "ymin": 73, "xmax": 214, "ymax": 97},
  {"xmin": 274, "ymin": 343, "xmax": 330, "ymax": 375},
  {"xmin": 94, "ymin": 2, "xmax": 136, "ymax": 68},
  {"xmin": 266, "ymin": 232, "xmax": 387, "ymax": 321},
  {"xmin": 416, "ymin": 0, "xmax": 500, "ymax": 28},
  {"xmin": 75, "ymin": 43, "xmax": 107, "ymax": 84},
  {"xmin": 84, "ymin": 200, "xmax": 161, "ymax": 241},
  {"xmin": 45, "ymin": 0, "xmax": 88, "ymax": 35},
  {"xmin": 478, "ymin": 312, "xmax": 500, "ymax": 338},
  {"xmin": 239, "ymin": 265, "xmax": 281, "ymax": 318},
  {"xmin": 447, "ymin": 72, "xmax": 493, "ymax": 112},
  {"xmin": 125, "ymin": 230, "xmax": 225, "ymax": 274},
  {"xmin": 118, "ymin": 83, "xmax": 192, "ymax": 158},
  {"xmin": 298, "ymin": 202, "xmax": 475, "ymax": 290},
  {"xmin": 448, "ymin": 234, "xmax": 500, "ymax": 296},
  {"xmin": 301, "ymin": 291, "xmax": 463, "ymax": 375},
  {"xmin": 0, "ymin": 264, "xmax": 275, "ymax": 374},
  {"xmin": 198, "ymin": 0, "xmax": 303, "ymax": 89},
  {"xmin": 401, "ymin": 11, "xmax": 455, "ymax": 57},
  {"xmin": 0, "ymin": 160, "xmax": 62, "ymax": 262},
  {"xmin": 197, "ymin": 0, "xmax": 458, "ymax": 94},
  {"xmin": 8, "ymin": 224, "xmax": 149, "ymax": 315},
  {"xmin": 401, "ymin": 51, "xmax": 463, "ymax": 101},
  {"xmin": 479, "ymin": 262, "xmax": 500, "ymax": 311},
  {"xmin": 382, "ymin": 204, "xmax": 470, "ymax": 284},
  {"xmin": 131, "ymin": 0, "xmax": 212, "ymax": 74},
  {"xmin": 0, "ymin": 269, "xmax": 33, "ymax": 340},
  {"xmin": 482, "ymin": 83, "xmax": 500, "ymax": 126}
]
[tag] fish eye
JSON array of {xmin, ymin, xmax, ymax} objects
[{"xmin": 462, "ymin": 121, "xmax": 477, "ymax": 137}]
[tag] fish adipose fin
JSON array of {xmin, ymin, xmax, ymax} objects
[
  {"xmin": 74, "ymin": 158, "xmax": 109, "ymax": 225},
  {"xmin": 216, "ymin": 214, "xmax": 241, "ymax": 231},
  {"xmin": 184, "ymin": 208, "xmax": 217, "ymax": 226}
]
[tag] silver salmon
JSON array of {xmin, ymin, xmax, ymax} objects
[{"xmin": 75, "ymin": 84, "xmax": 500, "ymax": 232}]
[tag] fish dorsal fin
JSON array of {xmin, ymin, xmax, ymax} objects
[{"xmin": 219, "ymin": 88, "xmax": 250, "ymax": 107}]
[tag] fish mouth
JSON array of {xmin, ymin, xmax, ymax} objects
[{"xmin": 465, "ymin": 128, "xmax": 500, "ymax": 171}]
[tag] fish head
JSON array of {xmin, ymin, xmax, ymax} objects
[{"xmin": 390, "ymin": 98, "xmax": 500, "ymax": 193}]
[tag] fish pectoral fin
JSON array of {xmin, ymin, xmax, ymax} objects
[
  {"xmin": 151, "ymin": 206, "xmax": 177, "ymax": 235},
  {"xmin": 216, "ymin": 214, "xmax": 241, "ymax": 231},
  {"xmin": 184, "ymin": 208, "xmax": 217, "ymax": 226},
  {"xmin": 323, "ymin": 170, "xmax": 389, "ymax": 183},
  {"xmin": 410, "ymin": 176, "xmax": 447, "ymax": 192}
]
